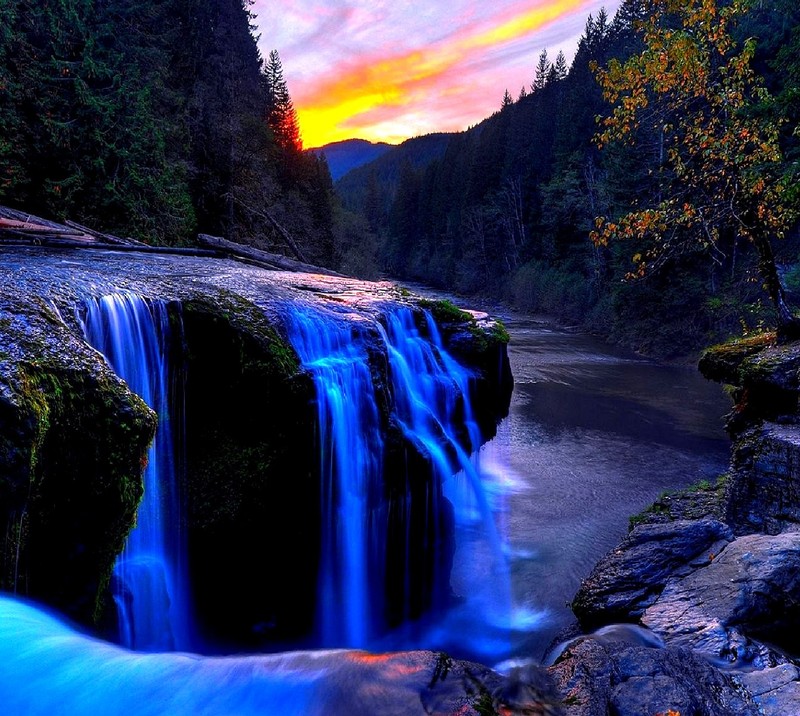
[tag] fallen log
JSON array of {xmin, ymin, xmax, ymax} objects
[
  {"xmin": 197, "ymin": 234, "xmax": 345, "ymax": 277},
  {"xmin": 65, "ymin": 220, "xmax": 146, "ymax": 246},
  {"xmin": 0, "ymin": 234, "xmax": 221, "ymax": 257}
]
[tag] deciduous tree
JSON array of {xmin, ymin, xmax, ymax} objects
[{"xmin": 591, "ymin": 0, "xmax": 800, "ymax": 337}]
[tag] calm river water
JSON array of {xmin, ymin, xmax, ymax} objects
[
  {"xmin": 397, "ymin": 302, "xmax": 733, "ymax": 669},
  {"xmin": 479, "ymin": 311, "xmax": 733, "ymax": 663}
]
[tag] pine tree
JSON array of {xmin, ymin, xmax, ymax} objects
[
  {"xmin": 532, "ymin": 49, "xmax": 551, "ymax": 91},
  {"xmin": 264, "ymin": 49, "xmax": 302, "ymax": 151},
  {"xmin": 553, "ymin": 51, "xmax": 569, "ymax": 81},
  {"xmin": 501, "ymin": 89, "xmax": 514, "ymax": 109}
]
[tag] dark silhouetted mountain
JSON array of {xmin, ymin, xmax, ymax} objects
[
  {"xmin": 335, "ymin": 133, "xmax": 451, "ymax": 210},
  {"xmin": 311, "ymin": 139, "xmax": 392, "ymax": 181}
]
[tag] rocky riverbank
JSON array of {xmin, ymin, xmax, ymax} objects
[{"xmin": 553, "ymin": 334, "xmax": 800, "ymax": 715}]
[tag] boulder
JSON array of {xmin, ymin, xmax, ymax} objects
[
  {"xmin": 0, "ymin": 248, "xmax": 513, "ymax": 644},
  {"xmin": 641, "ymin": 531, "xmax": 800, "ymax": 665},
  {"xmin": 0, "ymin": 290, "xmax": 156, "ymax": 626},
  {"xmin": 571, "ymin": 519, "xmax": 733, "ymax": 629},
  {"xmin": 699, "ymin": 336, "xmax": 800, "ymax": 428},
  {"xmin": 548, "ymin": 637, "xmax": 758, "ymax": 716},
  {"xmin": 736, "ymin": 663, "xmax": 800, "ymax": 716}
]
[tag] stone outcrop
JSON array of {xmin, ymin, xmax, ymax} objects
[
  {"xmin": 562, "ymin": 333, "xmax": 800, "ymax": 716},
  {"xmin": 727, "ymin": 423, "xmax": 800, "ymax": 533},
  {"xmin": 571, "ymin": 519, "xmax": 733, "ymax": 629},
  {"xmin": 0, "ymin": 247, "xmax": 512, "ymax": 644},
  {"xmin": 641, "ymin": 531, "xmax": 800, "ymax": 665},
  {"xmin": 0, "ymin": 289, "xmax": 156, "ymax": 625},
  {"xmin": 549, "ymin": 637, "xmax": 758, "ymax": 716}
]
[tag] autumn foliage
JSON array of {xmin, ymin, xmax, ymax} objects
[{"xmin": 591, "ymin": 0, "xmax": 799, "ymax": 333}]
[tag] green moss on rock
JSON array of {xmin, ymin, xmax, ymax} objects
[
  {"xmin": 627, "ymin": 475, "xmax": 728, "ymax": 530},
  {"xmin": 0, "ymin": 300, "xmax": 155, "ymax": 627},
  {"xmin": 699, "ymin": 332, "xmax": 777, "ymax": 385}
]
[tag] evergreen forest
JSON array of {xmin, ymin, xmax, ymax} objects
[
  {"xmin": 4, "ymin": 0, "xmax": 800, "ymax": 356},
  {"xmin": 338, "ymin": 0, "xmax": 800, "ymax": 357},
  {"xmin": 0, "ymin": 0, "xmax": 335, "ymax": 264}
]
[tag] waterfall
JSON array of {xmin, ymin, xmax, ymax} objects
[
  {"xmin": 81, "ymin": 293, "xmax": 191, "ymax": 652},
  {"xmin": 381, "ymin": 309, "xmax": 512, "ymax": 630},
  {"xmin": 284, "ymin": 306, "xmax": 385, "ymax": 647},
  {"xmin": 285, "ymin": 303, "xmax": 511, "ymax": 652}
]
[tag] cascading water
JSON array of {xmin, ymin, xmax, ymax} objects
[
  {"xmin": 284, "ymin": 305, "xmax": 385, "ymax": 647},
  {"xmin": 380, "ymin": 309, "xmax": 516, "ymax": 654},
  {"xmin": 285, "ymin": 302, "xmax": 514, "ymax": 655},
  {"xmin": 81, "ymin": 293, "xmax": 191, "ymax": 652}
]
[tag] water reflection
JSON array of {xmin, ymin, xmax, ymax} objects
[{"xmin": 493, "ymin": 313, "xmax": 731, "ymax": 661}]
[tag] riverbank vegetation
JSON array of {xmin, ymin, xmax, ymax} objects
[{"xmin": 337, "ymin": 0, "xmax": 800, "ymax": 357}]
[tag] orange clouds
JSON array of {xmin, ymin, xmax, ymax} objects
[{"xmin": 294, "ymin": 0, "xmax": 596, "ymax": 147}]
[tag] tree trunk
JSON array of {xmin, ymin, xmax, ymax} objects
[{"xmin": 754, "ymin": 234, "xmax": 800, "ymax": 342}]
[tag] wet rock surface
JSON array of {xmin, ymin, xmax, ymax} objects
[
  {"xmin": 548, "ymin": 637, "xmax": 758, "ymax": 716},
  {"xmin": 0, "ymin": 286, "xmax": 156, "ymax": 624},
  {"xmin": 565, "ymin": 333, "xmax": 800, "ymax": 715},
  {"xmin": 737, "ymin": 663, "xmax": 800, "ymax": 716},
  {"xmin": 641, "ymin": 531, "xmax": 800, "ymax": 664},
  {"xmin": 571, "ymin": 519, "xmax": 734, "ymax": 629},
  {"xmin": 727, "ymin": 423, "xmax": 800, "ymax": 534}
]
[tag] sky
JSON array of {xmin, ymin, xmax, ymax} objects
[{"xmin": 252, "ymin": 0, "xmax": 621, "ymax": 148}]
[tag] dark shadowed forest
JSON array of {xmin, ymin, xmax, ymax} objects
[{"xmin": 4, "ymin": 0, "xmax": 800, "ymax": 355}]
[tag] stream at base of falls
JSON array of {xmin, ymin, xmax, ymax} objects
[{"xmin": 481, "ymin": 311, "xmax": 731, "ymax": 663}]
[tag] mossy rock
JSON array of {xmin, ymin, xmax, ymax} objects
[
  {"xmin": 628, "ymin": 475, "xmax": 728, "ymax": 530},
  {"xmin": 699, "ymin": 333, "xmax": 776, "ymax": 386},
  {"xmin": 0, "ymin": 298, "xmax": 155, "ymax": 626}
]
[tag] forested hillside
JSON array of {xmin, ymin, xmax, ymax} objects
[
  {"xmin": 5, "ymin": 0, "xmax": 800, "ymax": 356},
  {"xmin": 339, "ymin": 0, "xmax": 800, "ymax": 356},
  {"xmin": 0, "ymin": 0, "xmax": 335, "ymax": 263},
  {"xmin": 312, "ymin": 140, "xmax": 392, "ymax": 182}
]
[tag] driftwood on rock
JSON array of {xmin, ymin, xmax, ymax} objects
[
  {"xmin": 0, "ymin": 203, "xmax": 342, "ymax": 274},
  {"xmin": 0, "ymin": 206, "xmax": 128, "ymax": 245},
  {"xmin": 64, "ymin": 219, "xmax": 146, "ymax": 246},
  {"xmin": 197, "ymin": 233, "xmax": 345, "ymax": 277}
]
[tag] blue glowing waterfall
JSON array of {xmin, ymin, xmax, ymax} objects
[
  {"xmin": 382, "ymin": 309, "xmax": 512, "ymax": 626},
  {"xmin": 286, "ymin": 303, "xmax": 510, "ymax": 651},
  {"xmin": 81, "ymin": 294, "xmax": 191, "ymax": 651},
  {"xmin": 284, "ymin": 306, "xmax": 385, "ymax": 647}
]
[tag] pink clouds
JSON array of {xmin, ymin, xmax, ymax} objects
[{"xmin": 252, "ymin": 0, "xmax": 621, "ymax": 147}]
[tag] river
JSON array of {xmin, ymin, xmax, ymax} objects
[{"xmin": 474, "ymin": 311, "xmax": 732, "ymax": 663}]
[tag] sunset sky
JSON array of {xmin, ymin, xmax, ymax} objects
[{"xmin": 252, "ymin": 0, "xmax": 621, "ymax": 148}]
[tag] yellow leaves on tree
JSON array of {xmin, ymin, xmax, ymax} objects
[{"xmin": 590, "ymin": 0, "xmax": 799, "ymax": 333}]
